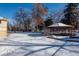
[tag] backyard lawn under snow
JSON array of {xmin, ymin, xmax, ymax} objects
[{"xmin": 0, "ymin": 32, "xmax": 79, "ymax": 56}]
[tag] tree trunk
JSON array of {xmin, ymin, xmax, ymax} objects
[{"xmin": 44, "ymin": 27, "xmax": 49, "ymax": 36}]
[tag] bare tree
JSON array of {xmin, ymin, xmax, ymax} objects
[
  {"xmin": 14, "ymin": 7, "xmax": 31, "ymax": 31},
  {"xmin": 32, "ymin": 3, "xmax": 48, "ymax": 32}
]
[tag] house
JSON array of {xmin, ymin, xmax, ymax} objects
[{"xmin": 0, "ymin": 16, "xmax": 7, "ymax": 38}]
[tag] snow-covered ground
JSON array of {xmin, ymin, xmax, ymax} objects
[{"xmin": 0, "ymin": 32, "xmax": 79, "ymax": 56}]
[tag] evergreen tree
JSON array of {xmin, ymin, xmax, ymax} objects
[
  {"xmin": 61, "ymin": 3, "xmax": 79, "ymax": 28},
  {"xmin": 44, "ymin": 16, "xmax": 53, "ymax": 27},
  {"xmin": 44, "ymin": 16, "xmax": 53, "ymax": 35}
]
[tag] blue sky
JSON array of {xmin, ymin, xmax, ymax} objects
[{"xmin": 0, "ymin": 3, "xmax": 66, "ymax": 22}]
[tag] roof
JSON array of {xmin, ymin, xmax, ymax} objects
[
  {"xmin": 0, "ymin": 16, "xmax": 4, "ymax": 19},
  {"xmin": 0, "ymin": 16, "xmax": 7, "ymax": 21},
  {"xmin": 48, "ymin": 23, "xmax": 72, "ymax": 27}
]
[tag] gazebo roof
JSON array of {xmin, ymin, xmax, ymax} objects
[{"xmin": 48, "ymin": 23, "xmax": 72, "ymax": 27}]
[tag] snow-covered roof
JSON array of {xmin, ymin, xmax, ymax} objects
[
  {"xmin": 48, "ymin": 23, "xmax": 72, "ymax": 27},
  {"xmin": 0, "ymin": 16, "xmax": 7, "ymax": 21},
  {"xmin": 0, "ymin": 16, "xmax": 5, "ymax": 19}
]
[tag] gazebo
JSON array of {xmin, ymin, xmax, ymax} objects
[{"xmin": 48, "ymin": 23, "xmax": 73, "ymax": 34}]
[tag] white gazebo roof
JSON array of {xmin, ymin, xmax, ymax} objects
[{"xmin": 48, "ymin": 23, "xmax": 72, "ymax": 27}]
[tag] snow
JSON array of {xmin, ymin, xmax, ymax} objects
[
  {"xmin": 0, "ymin": 32, "xmax": 79, "ymax": 56},
  {"xmin": 0, "ymin": 16, "xmax": 4, "ymax": 19},
  {"xmin": 48, "ymin": 23, "xmax": 72, "ymax": 27},
  {"xmin": 0, "ymin": 16, "xmax": 6, "ymax": 19},
  {"xmin": 51, "ymin": 35, "xmax": 69, "ymax": 39}
]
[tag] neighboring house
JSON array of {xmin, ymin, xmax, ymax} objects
[{"xmin": 0, "ymin": 16, "xmax": 7, "ymax": 38}]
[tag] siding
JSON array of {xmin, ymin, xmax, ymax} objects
[{"xmin": 0, "ymin": 20, "xmax": 7, "ymax": 38}]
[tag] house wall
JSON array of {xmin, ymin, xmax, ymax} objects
[{"xmin": 0, "ymin": 20, "xmax": 7, "ymax": 38}]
